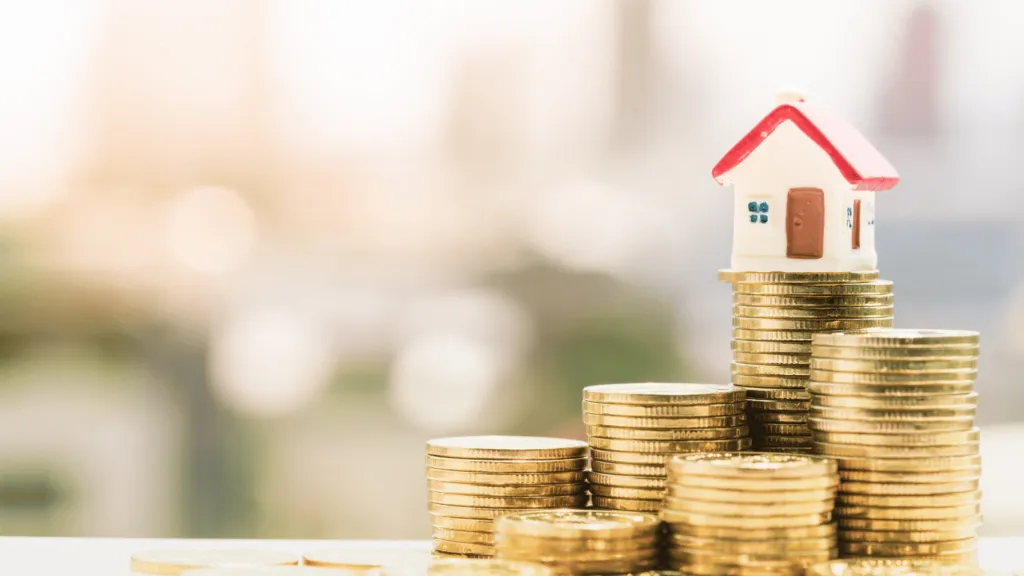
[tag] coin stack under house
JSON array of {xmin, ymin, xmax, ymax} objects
[
  {"xmin": 661, "ymin": 452, "xmax": 839, "ymax": 576},
  {"xmin": 808, "ymin": 329, "xmax": 982, "ymax": 563},
  {"xmin": 494, "ymin": 509, "xmax": 661, "ymax": 575},
  {"xmin": 722, "ymin": 270, "xmax": 895, "ymax": 453},
  {"xmin": 426, "ymin": 436, "xmax": 590, "ymax": 558},
  {"xmin": 582, "ymin": 383, "xmax": 750, "ymax": 513}
]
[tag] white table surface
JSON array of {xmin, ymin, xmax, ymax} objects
[{"xmin": 0, "ymin": 537, "xmax": 1021, "ymax": 575}]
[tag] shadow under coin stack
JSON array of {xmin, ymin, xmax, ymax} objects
[
  {"xmin": 662, "ymin": 452, "xmax": 839, "ymax": 576},
  {"xmin": 494, "ymin": 509, "xmax": 661, "ymax": 575},
  {"xmin": 426, "ymin": 436, "xmax": 589, "ymax": 558},
  {"xmin": 582, "ymin": 383, "xmax": 750, "ymax": 513},
  {"xmin": 808, "ymin": 329, "xmax": 982, "ymax": 564},
  {"xmin": 721, "ymin": 270, "xmax": 894, "ymax": 453}
]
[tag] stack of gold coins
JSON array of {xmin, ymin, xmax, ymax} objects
[
  {"xmin": 809, "ymin": 329, "xmax": 982, "ymax": 563},
  {"xmin": 806, "ymin": 558, "xmax": 984, "ymax": 576},
  {"xmin": 661, "ymin": 452, "xmax": 839, "ymax": 576},
  {"xmin": 721, "ymin": 270, "xmax": 895, "ymax": 453},
  {"xmin": 582, "ymin": 383, "xmax": 750, "ymax": 512},
  {"xmin": 426, "ymin": 558, "xmax": 555, "ymax": 576},
  {"xmin": 426, "ymin": 436, "xmax": 589, "ymax": 558},
  {"xmin": 494, "ymin": 509, "xmax": 661, "ymax": 574}
]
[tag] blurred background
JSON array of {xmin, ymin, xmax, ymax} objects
[{"xmin": 0, "ymin": 0, "xmax": 1022, "ymax": 540}]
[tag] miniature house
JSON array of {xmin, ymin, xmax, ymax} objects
[{"xmin": 712, "ymin": 91, "xmax": 899, "ymax": 273}]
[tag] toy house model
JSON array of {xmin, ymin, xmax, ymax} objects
[{"xmin": 712, "ymin": 91, "xmax": 899, "ymax": 272}]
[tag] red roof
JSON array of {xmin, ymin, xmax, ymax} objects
[{"xmin": 711, "ymin": 101, "xmax": 899, "ymax": 191}]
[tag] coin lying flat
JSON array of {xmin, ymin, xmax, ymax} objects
[
  {"xmin": 430, "ymin": 515, "xmax": 495, "ymax": 532},
  {"xmin": 732, "ymin": 362, "xmax": 810, "ymax": 377},
  {"xmin": 808, "ymin": 416, "xmax": 974, "ymax": 434},
  {"xmin": 427, "ymin": 502, "xmax": 554, "ymax": 520},
  {"xmin": 582, "ymin": 400, "xmax": 743, "ymax": 417},
  {"xmin": 747, "ymin": 398, "xmax": 811, "ymax": 411},
  {"xmin": 840, "ymin": 526, "xmax": 978, "ymax": 543},
  {"xmin": 590, "ymin": 440, "xmax": 751, "ymax": 464},
  {"xmin": 426, "ymin": 558, "xmax": 555, "ymax": 576},
  {"xmin": 838, "ymin": 538, "xmax": 977, "ymax": 556},
  {"xmin": 811, "ymin": 428, "xmax": 980, "ymax": 447},
  {"xmin": 836, "ymin": 490, "xmax": 981, "ymax": 508},
  {"xmin": 810, "ymin": 369, "xmax": 977, "ymax": 383},
  {"xmin": 733, "ymin": 305, "xmax": 894, "ymax": 319},
  {"xmin": 838, "ymin": 515, "xmax": 983, "ymax": 532},
  {"xmin": 813, "ymin": 329, "xmax": 980, "ymax": 348},
  {"xmin": 833, "ymin": 454, "xmax": 982, "ymax": 473},
  {"xmin": 731, "ymin": 280, "xmax": 893, "ymax": 295},
  {"xmin": 433, "ymin": 539, "xmax": 494, "ymax": 556},
  {"xmin": 809, "ymin": 381, "xmax": 976, "ymax": 396},
  {"xmin": 811, "ymin": 357, "xmax": 978, "ymax": 373},
  {"xmin": 434, "ymin": 528, "xmax": 494, "ymax": 544},
  {"xmin": 733, "ymin": 328, "xmax": 815, "ymax": 342},
  {"xmin": 733, "ymin": 317, "xmax": 893, "ymax": 331},
  {"xmin": 719, "ymin": 270, "xmax": 880, "ymax": 283},
  {"xmin": 582, "ymin": 413, "xmax": 747, "ymax": 429},
  {"xmin": 582, "ymin": 383, "xmax": 745, "ymax": 405},
  {"xmin": 589, "ymin": 460, "xmax": 665, "ymax": 477},
  {"xmin": 838, "ymin": 480, "xmax": 979, "ymax": 496},
  {"xmin": 585, "ymin": 425, "xmax": 749, "ymax": 440},
  {"xmin": 131, "ymin": 550, "xmax": 300, "ymax": 575},
  {"xmin": 663, "ymin": 497, "xmax": 833, "ymax": 516},
  {"xmin": 732, "ymin": 374, "xmax": 810, "ymax": 389},
  {"xmin": 668, "ymin": 547, "xmax": 835, "ymax": 565},
  {"xmin": 811, "ymin": 392, "xmax": 978, "ymax": 409},
  {"xmin": 427, "ymin": 437, "xmax": 588, "ymax": 460},
  {"xmin": 732, "ymin": 340, "xmax": 813, "ymax": 354},
  {"xmin": 733, "ymin": 294, "xmax": 894, "ymax": 308},
  {"xmin": 588, "ymin": 485, "xmax": 663, "ymax": 500},
  {"xmin": 495, "ymin": 509, "xmax": 659, "ymax": 538},
  {"xmin": 732, "ymin": 352, "xmax": 811, "ymax": 366},
  {"xmin": 813, "ymin": 441, "xmax": 980, "ymax": 459},
  {"xmin": 425, "ymin": 456, "xmax": 587, "ymax": 473},
  {"xmin": 183, "ymin": 569, "xmax": 388, "ymax": 576},
  {"xmin": 805, "ymin": 558, "xmax": 983, "ymax": 576},
  {"xmin": 426, "ymin": 480, "xmax": 586, "ymax": 497},
  {"xmin": 667, "ymin": 474, "xmax": 837, "ymax": 492},
  {"xmin": 667, "ymin": 452, "xmax": 836, "ymax": 478},
  {"xmin": 665, "ymin": 485, "xmax": 835, "ymax": 503},
  {"xmin": 748, "ymin": 411, "xmax": 809, "ymax": 423},
  {"xmin": 429, "ymin": 491, "xmax": 589, "ymax": 508},
  {"xmin": 425, "ymin": 468, "xmax": 586, "ymax": 485},
  {"xmin": 810, "ymin": 344, "xmax": 979, "ymax": 360},
  {"xmin": 670, "ymin": 534, "xmax": 835, "ymax": 553},
  {"xmin": 838, "ymin": 468, "xmax": 981, "ymax": 484},
  {"xmin": 837, "ymin": 503, "xmax": 981, "ymax": 522},
  {"xmin": 587, "ymin": 472, "xmax": 666, "ymax": 489},
  {"xmin": 749, "ymin": 423, "xmax": 811, "ymax": 436},
  {"xmin": 741, "ymin": 387, "xmax": 812, "ymax": 400},
  {"xmin": 589, "ymin": 437, "xmax": 754, "ymax": 453},
  {"xmin": 664, "ymin": 522, "xmax": 836, "ymax": 540},
  {"xmin": 590, "ymin": 495, "xmax": 662, "ymax": 512},
  {"xmin": 810, "ymin": 405, "xmax": 976, "ymax": 421},
  {"xmin": 495, "ymin": 535, "xmax": 658, "ymax": 555}
]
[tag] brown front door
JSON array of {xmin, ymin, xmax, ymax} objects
[
  {"xmin": 852, "ymin": 199, "xmax": 862, "ymax": 249},
  {"xmin": 786, "ymin": 188, "xmax": 825, "ymax": 259}
]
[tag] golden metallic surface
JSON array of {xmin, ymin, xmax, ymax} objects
[
  {"xmin": 494, "ymin": 509, "xmax": 659, "ymax": 538},
  {"xmin": 733, "ymin": 317, "xmax": 893, "ymax": 331},
  {"xmin": 733, "ymin": 305, "xmax": 894, "ymax": 319},
  {"xmin": 589, "ymin": 439, "xmax": 752, "ymax": 464},
  {"xmin": 838, "ymin": 479, "xmax": 979, "ymax": 496},
  {"xmin": 433, "ymin": 528, "xmax": 495, "ymax": 545},
  {"xmin": 588, "ymin": 484, "xmax": 663, "ymax": 500},
  {"xmin": 808, "ymin": 416, "xmax": 974, "ymax": 434},
  {"xmin": 495, "ymin": 552, "xmax": 659, "ymax": 575},
  {"xmin": 809, "ymin": 405, "xmax": 976, "ymax": 421},
  {"xmin": 664, "ymin": 521, "xmax": 836, "ymax": 540},
  {"xmin": 805, "ymin": 558, "xmax": 983, "ymax": 576},
  {"xmin": 425, "ymin": 468, "xmax": 586, "ymax": 485},
  {"xmin": 427, "ymin": 503, "xmax": 577, "ymax": 520},
  {"xmin": 429, "ymin": 515, "xmax": 495, "ymax": 532},
  {"xmin": 748, "ymin": 411, "xmax": 809, "ymax": 423},
  {"xmin": 582, "ymin": 383, "xmax": 744, "ymax": 405},
  {"xmin": 747, "ymin": 397, "xmax": 811, "ymax": 411},
  {"xmin": 669, "ymin": 534, "xmax": 835, "ymax": 553},
  {"xmin": 732, "ymin": 362, "xmax": 810, "ymax": 377},
  {"xmin": 812, "ymin": 441, "xmax": 980, "ymax": 459},
  {"xmin": 426, "ymin": 437, "xmax": 588, "ymax": 460},
  {"xmin": 585, "ymin": 425, "xmax": 748, "ymax": 440},
  {"xmin": 660, "ymin": 509, "xmax": 832, "ymax": 528},
  {"xmin": 666, "ymin": 559, "xmax": 806, "ymax": 576},
  {"xmin": 666, "ymin": 451, "xmax": 835, "ymax": 478},
  {"xmin": 838, "ymin": 515, "xmax": 982, "ymax": 532},
  {"xmin": 732, "ymin": 373, "xmax": 810, "ymax": 389},
  {"xmin": 749, "ymin": 423, "xmax": 811, "ymax": 436},
  {"xmin": 832, "ymin": 454, "xmax": 981, "ymax": 473},
  {"xmin": 428, "ymin": 491, "xmax": 588, "ymax": 509},
  {"xmin": 666, "ymin": 474, "xmax": 837, "ymax": 492},
  {"xmin": 732, "ymin": 351, "xmax": 812, "ymax": 365},
  {"xmin": 586, "ymin": 472, "xmax": 665, "ymax": 488},
  {"xmin": 809, "ymin": 381, "xmax": 976, "ymax": 396},
  {"xmin": 811, "ymin": 393, "xmax": 978, "ymax": 409},
  {"xmin": 667, "ymin": 547, "xmax": 835, "ymax": 566},
  {"xmin": 589, "ymin": 495, "xmax": 662, "ymax": 512},
  {"xmin": 837, "ymin": 468, "xmax": 981, "ymax": 484},
  {"xmin": 588, "ymin": 437, "xmax": 753, "ymax": 453},
  {"xmin": 811, "ymin": 357, "xmax": 978, "ymax": 373},
  {"xmin": 582, "ymin": 400, "xmax": 744, "ymax": 417},
  {"xmin": 732, "ymin": 280, "xmax": 893, "ymax": 295},
  {"xmin": 589, "ymin": 459, "xmax": 665, "ymax": 477},
  {"xmin": 810, "ymin": 344, "xmax": 979, "ymax": 360},
  {"xmin": 425, "ymin": 558, "xmax": 555, "ymax": 576},
  {"xmin": 757, "ymin": 436, "xmax": 813, "ymax": 448},
  {"xmin": 433, "ymin": 539, "xmax": 495, "ymax": 556},
  {"xmin": 733, "ymin": 294, "xmax": 894, "ymax": 308},
  {"xmin": 425, "ymin": 456, "xmax": 587, "ymax": 474},
  {"xmin": 732, "ymin": 339, "xmax": 813, "ymax": 354},
  {"xmin": 810, "ymin": 368, "xmax": 977, "ymax": 383},
  {"xmin": 837, "ymin": 538, "xmax": 977, "ymax": 556},
  {"xmin": 663, "ymin": 496, "xmax": 833, "ymax": 516},
  {"xmin": 741, "ymin": 387, "xmax": 812, "ymax": 400},
  {"xmin": 426, "ymin": 480, "xmax": 586, "ymax": 497},
  {"xmin": 836, "ymin": 490, "xmax": 981, "ymax": 508},
  {"xmin": 833, "ymin": 503, "xmax": 981, "ymax": 520},
  {"xmin": 810, "ymin": 428, "xmax": 980, "ymax": 447},
  {"xmin": 130, "ymin": 551, "xmax": 299, "ymax": 575},
  {"xmin": 812, "ymin": 329, "xmax": 980, "ymax": 348},
  {"xmin": 495, "ymin": 534, "xmax": 657, "ymax": 553},
  {"xmin": 665, "ymin": 485, "xmax": 835, "ymax": 503},
  {"xmin": 582, "ymin": 412, "xmax": 747, "ymax": 429},
  {"xmin": 719, "ymin": 270, "xmax": 880, "ymax": 283},
  {"xmin": 733, "ymin": 328, "xmax": 815, "ymax": 342},
  {"xmin": 839, "ymin": 526, "xmax": 978, "ymax": 543}
]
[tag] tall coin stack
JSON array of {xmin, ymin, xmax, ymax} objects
[
  {"xmin": 808, "ymin": 329, "xmax": 982, "ymax": 563},
  {"xmin": 494, "ymin": 509, "xmax": 661, "ymax": 575},
  {"xmin": 721, "ymin": 270, "xmax": 894, "ymax": 453},
  {"xmin": 661, "ymin": 452, "xmax": 839, "ymax": 576},
  {"xmin": 582, "ymin": 383, "xmax": 750, "ymax": 513},
  {"xmin": 426, "ymin": 436, "xmax": 589, "ymax": 558}
]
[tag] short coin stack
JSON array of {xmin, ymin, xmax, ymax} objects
[
  {"xmin": 494, "ymin": 509, "xmax": 661, "ymax": 575},
  {"xmin": 426, "ymin": 436, "xmax": 589, "ymax": 558},
  {"xmin": 582, "ymin": 383, "xmax": 750, "ymax": 512},
  {"xmin": 661, "ymin": 452, "xmax": 839, "ymax": 576},
  {"xmin": 721, "ymin": 270, "xmax": 895, "ymax": 453},
  {"xmin": 809, "ymin": 329, "xmax": 982, "ymax": 563}
]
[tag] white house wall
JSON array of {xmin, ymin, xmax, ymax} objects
[{"xmin": 725, "ymin": 120, "xmax": 878, "ymax": 272}]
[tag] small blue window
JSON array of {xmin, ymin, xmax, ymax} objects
[
  {"xmin": 748, "ymin": 201, "xmax": 758, "ymax": 212},
  {"xmin": 748, "ymin": 200, "xmax": 770, "ymax": 224},
  {"xmin": 759, "ymin": 202, "xmax": 769, "ymax": 213},
  {"xmin": 749, "ymin": 214, "xmax": 758, "ymax": 223},
  {"xmin": 759, "ymin": 214, "xmax": 768, "ymax": 223}
]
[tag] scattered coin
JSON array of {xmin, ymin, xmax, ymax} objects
[
  {"xmin": 427, "ymin": 437, "xmax": 588, "ymax": 460},
  {"xmin": 130, "ymin": 550, "xmax": 299, "ymax": 575},
  {"xmin": 582, "ymin": 383, "xmax": 745, "ymax": 405}
]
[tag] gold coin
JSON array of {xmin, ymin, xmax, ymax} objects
[
  {"xmin": 666, "ymin": 452, "xmax": 836, "ymax": 478},
  {"xmin": 590, "ymin": 495, "xmax": 662, "ymax": 512},
  {"xmin": 732, "ymin": 279, "xmax": 893, "ymax": 295},
  {"xmin": 838, "ymin": 515, "xmax": 982, "ymax": 532},
  {"xmin": 733, "ymin": 328, "xmax": 814, "ymax": 342},
  {"xmin": 589, "ymin": 459, "xmax": 665, "ymax": 477},
  {"xmin": 758, "ymin": 436, "xmax": 813, "ymax": 448},
  {"xmin": 809, "ymin": 405, "xmax": 976, "ymax": 421},
  {"xmin": 582, "ymin": 400, "xmax": 743, "ymax": 417},
  {"xmin": 741, "ymin": 387, "xmax": 811, "ymax": 400},
  {"xmin": 666, "ymin": 474, "xmax": 837, "ymax": 492},
  {"xmin": 719, "ymin": 269, "xmax": 880, "ymax": 283},
  {"xmin": 426, "ymin": 468, "xmax": 586, "ymax": 485},
  {"xmin": 665, "ymin": 559, "xmax": 807, "ymax": 576},
  {"xmin": 811, "ymin": 393, "xmax": 978, "ymax": 410},
  {"xmin": 733, "ymin": 305, "xmax": 894, "ymax": 319},
  {"xmin": 747, "ymin": 398, "xmax": 810, "ymax": 411},
  {"xmin": 433, "ymin": 539, "xmax": 494, "ymax": 556},
  {"xmin": 665, "ymin": 485, "xmax": 835, "ymax": 503},
  {"xmin": 589, "ymin": 437, "xmax": 753, "ymax": 453},
  {"xmin": 813, "ymin": 441, "xmax": 980, "ymax": 459},
  {"xmin": 838, "ymin": 538, "xmax": 976, "ymax": 556},
  {"xmin": 748, "ymin": 423, "xmax": 811, "ymax": 435},
  {"xmin": 130, "ymin": 550, "xmax": 300, "ymax": 575},
  {"xmin": 429, "ymin": 492, "xmax": 588, "ymax": 508},
  {"xmin": 589, "ymin": 440, "xmax": 752, "ymax": 464},
  {"xmin": 426, "ymin": 480, "xmax": 586, "ymax": 497},
  {"xmin": 734, "ymin": 294, "xmax": 894, "ymax": 308},
  {"xmin": 426, "ymin": 559, "xmax": 555, "ymax": 576},
  {"xmin": 837, "ymin": 490, "xmax": 980, "ymax": 507},
  {"xmin": 748, "ymin": 411, "xmax": 809, "ymax": 423},
  {"xmin": 810, "ymin": 344, "xmax": 979, "ymax": 360},
  {"xmin": 495, "ymin": 509, "xmax": 659, "ymax": 538},
  {"xmin": 495, "ymin": 533, "xmax": 658, "ymax": 553},
  {"xmin": 811, "ymin": 357, "xmax": 978, "ymax": 373},
  {"xmin": 427, "ymin": 503, "xmax": 575, "ymax": 520},
  {"xmin": 838, "ymin": 480, "xmax": 979, "ymax": 496},
  {"xmin": 664, "ymin": 521, "xmax": 836, "ymax": 540},
  {"xmin": 732, "ymin": 362, "xmax": 810, "ymax": 377},
  {"xmin": 732, "ymin": 373, "xmax": 809, "ymax": 389},
  {"xmin": 587, "ymin": 472, "xmax": 665, "ymax": 489},
  {"xmin": 425, "ymin": 456, "xmax": 587, "ymax": 474},
  {"xmin": 430, "ymin": 515, "xmax": 494, "ymax": 532},
  {"xmin": 840, "ymin": 527, "xmax": 978, "ymax": 543},
  {"xmin": 498, "ymin": 546, "xmax": 659, "ymax": 562},
  {"xmin": 733, "ymin": 317, "xmax": 893, "ymax": 331},
  {"xmin": 732, "ymin": 351, "xmax": 812, "ymax": 365},
  {"xmin": 732, "ymin": 340, "xmax": 812, "ymax": 354},
  {"xmin": 805, "ymin": 558, "xmax": 983, "ymax": 576},
  {"xmin": 431, "ymin": 551, "xmax": 489, "ymax": 559},
  {"xmin": 663, "ymin": 508, "xmax": 831, "ymax": 528},
  {"xmin": 434, "ymin": 528, "xmax": 494, "ymax": 544},
  {"xmin": 811, "ymin": 428, "xmax": 980, "ymax": 447},
  {"xmin": 808, "ymin": 417, "xmax": 974, "ymax": 434},
  {"xmin": 669, "ymin": 547, "xmax": 835, "ymax": 565},
  {"xmin": 586, "ymin": 425, "xmax": 749, "ymax": 440},
  {"xmin": 669, "ymin": 534, "xmax": 836, "ymax": 553},
  {"xmin": 589, "ymin": 484, "xmax": 664, "ymax": 500},
  {"xmin": 809, "ymin": 381, "xmax": 976, "ymax": 396},
  {"xmin": 810, "ymin": 368, "xmax": 977, "ymax": 383},
  {"xmin": 663, "ymin": 497, "xmax": 833, "ymax": 516},
  {"xmin": 496, "ymin": 554, "xmax": 658, "ymax": 574},
  {"xmin": 427, "ymin": 437, "xmax": 588, "ymax": 460},
  {"xmin": 582, "ymin": 413, "xmax": 747, "ymax": 429},
  {"xmin": 838, "ymin": 469, "xmax": 981, "ymax": 484},
  {"xmin": 813, "ymin": 329, "xmax": 980, "ymax": 348},
  {"xmin": 582, "ymin": 383, "xmax": 745, "ymax": 405},
  {"xmin": 837, "ymin": 455, "xmax": 982, "ymax": 474}
]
